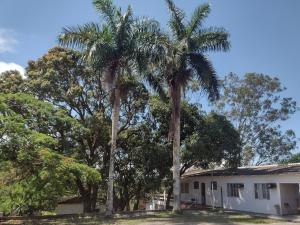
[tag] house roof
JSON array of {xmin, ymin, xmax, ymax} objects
[
  {"xmin": 58, "ymin": 196, "xmax": 83, "ymax": 204},
  {"xmin": 182, "ymin": 163, "xmax": 300, "ymax": 178}
]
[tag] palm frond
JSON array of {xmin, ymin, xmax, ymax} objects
[
  {"xmin": 88, "ymin": 40, "xmax": 114, "ymax": 67},
  {"xmin": 165, "ymin": 0, "xmax": 185, "ymax": 39},
  {"xmin": 58, "ymin": 23, "xmax": 101, "ymax": 50},
  {"xmin": 115, "ymin": 5, "xmax": 133, "ymax": 51},
  {"xmin": 132, "ymin": 18, "xmax": 169, "ymax": 66},
  {"xmin": 145, "ymin": 72, "xmax": 167, "ymax": 100},
  {"xmin": 191, "ymin": 27, "xmax": 230, "ymax": 53},
  {"xmin": 188, "ymin": 53, "xmax": 219, "ymax": 101},
  {"xmin": 187, "ymin": 3, "xmax": 210, "ymax": 36},
  {"xmin": 93, "ymin": 0, "xmax": 117, "ymax": 31}
]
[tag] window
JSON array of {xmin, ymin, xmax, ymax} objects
[
  {"xmin": 227, "ymin": 183, "xmax": 240, "ymax": 197},
  {"xmin": 254, "ymin": 184, "xmax": 270, "ymax": 200},
  {"xmin": 211, "ymin": 181, "xmax": 217, "ymax": 190},
  {"xmin": 181, "ymin": 183, "xmax": 189, "ymax": 193},
  {"xmin": 194, "ymin": 181, "xmax": 199, "ymax": 189}
]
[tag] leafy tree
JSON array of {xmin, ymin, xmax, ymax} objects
[
  {"xmin": 58, "ymin": 0, "xmax": 160, "ymax": 215},
  {"xmin": 114, "ymin": 122, "xmax": 171, "ymax": 211},
  {"xmin": 26, "ymin": 47, "xmax": 150, "ymax": 212},
  {"xmin": 0, "ymin": 70, "xmax": 25, "ymax": 93},
  {"xmin": 26, "ymin": 47, "xmax": 111, "ymax": 212},
  {"xmin": 147, "ymin": 0, "xmax": 230, "ymax": 211},
  {"xmin": 281, "ymin": 153, "xmax": 300, "ymax": 164},
  {"xmin": 182, "ymin": 113, "xmax": 241, "ymax": 172},
  {"xmin": 0, "ymin": 93, "xmax": 101, "ymax": 214},
  {"xmin": 149, "ymin": 96, "xmax": 241, "ymax": 208},
  {"xmin": 215, "ymin": 73, "xmax": 298, "ymax": 165}
]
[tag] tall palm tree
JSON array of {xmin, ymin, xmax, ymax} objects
[
  {"xmin": 149, "ymin": 0, "xmax": 230, "ymax": 212},
  {"xmin": 58, "ymin": 0, "xmax": 160, "ymax": 216}
]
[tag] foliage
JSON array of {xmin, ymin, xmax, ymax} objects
[
  {"xmin": 25, "ymin": 46, "xmax": 151, "ymax": 212},
  {"xmin": 281, "ymin": 153, "xmax": 300, "ymax": 163},
  {"xmin": 144, "ymin": 0, "xmax": 230, "ymax": 211},
  {"xmin": 115, "ymin": 122, "xmax": 171, "ymax": 210},
  {"xmin": 0, "ymin": 93, "xmax": 100, "ymax": 215},
  {"xmin": 182, "ymin": 113, "xmax": 241, "ymax": 171},
  {"xmin": 215, "ymin": 73, "xmax": 298, "ymax": 165},
  {"xmin": 0, "ymin": 0, "xmax": 247, "ymax": 215},
  {"xmin": 0, "ymin": 70, "xmax": 25, "ymax": 93},
  {"xmin": 26, "ymin": 47, "xmax": 110, "ymax": 212},
  {"xmin": 58, "ymin": 0, "xmax": 164, "ymax": 215},
  {"xmin": 147, "ymin": 0, "xmax": 230, "ymax": 102},
  {"xmin": 149, "ymin": 96, "xmax": 241, "ymax": 173}
]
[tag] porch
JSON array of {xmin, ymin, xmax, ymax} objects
[{"xmin": 278, "ymin": 183, "xmax": 300, "ymax": 215}]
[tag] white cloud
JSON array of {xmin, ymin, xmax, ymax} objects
[
  {"xmin": 0, "ymin": 29, "xmax": 17, "ymax": 53},
  {"xmin": 0, "ymin": 62, "xmax": 25, "ymax": 76}
]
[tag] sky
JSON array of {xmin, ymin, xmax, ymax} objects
[{"xmin": 0, "ymin": 0, "xmax": 299, "ymax": 148}]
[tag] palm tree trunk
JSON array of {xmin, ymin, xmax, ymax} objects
[
  {"xmin": 170, "ymin": 83, "xmax": 181, "ymax": 213},
  {"xmin": 106, "ymin": 88, "xmax": 121, "ymax": 216}
]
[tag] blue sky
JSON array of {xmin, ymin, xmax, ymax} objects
[{"xmin": 0, "ymin": 0, "xmax": 299, "ymax": 148}]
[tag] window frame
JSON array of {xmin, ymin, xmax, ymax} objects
[
  {"xmin": 211, "ymin": 181, "xmax": 217, "ymax": 190},
  {"xmin": 227, "ymin": 183, "xmax": 240, "ymax": 198},
  {"xmin": 194, "ymin": 181, "xmax": 199, "ymax": 190},
  {"xmin": 181, "ymin": 182, "xmax": 190, "ymax": 193},
  {"xmin": 254, "ymin": 183, "xmax": 270, "ymax": 200}
]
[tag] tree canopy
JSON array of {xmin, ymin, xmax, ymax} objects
[
  {"xmin": 0, "ymin": 93, "xmax": 100, "ymax": 215},
  {"xmin": 215, "ymin": 73, "xmax": 298, "ymax": 165}
]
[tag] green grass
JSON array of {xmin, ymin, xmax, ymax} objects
[{"xmin": 0, "ymin": 210, "xmax": 281, "ymax": 225}]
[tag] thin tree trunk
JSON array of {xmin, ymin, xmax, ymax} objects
[
  {"xmin": 83, "ymin": 194, "xmax": 92, "ymax": 213},
  {"xmin": 91, "ymin": 185, "xmax": 98, "ymax": 212},
  {"xmin": 106, "ymin": 88, "xmax": 121, "ymax": 216},
  {"xmin": 124, "ymin": 185, "xmax": 130, "ymax": 211},
  {"xmin": 170, "ymin": 84, "xmax": 181, "ymax": 213},
  {"xmin": 166, "ymin": 186, "xmax": 173, "ymax": 209},
  {"xmin": 133, "ymin": 185, "xmax": 142, "ymax": 210}
]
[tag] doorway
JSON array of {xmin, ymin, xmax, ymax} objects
[
  {"xmin": 280, "ymin": 183, "xmax": 300, "ymax": 215},
  {"xmin": 201, "ymin": 183, "xmax": 206, "ymax": 205}
]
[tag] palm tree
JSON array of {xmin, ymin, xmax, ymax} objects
[
  {"xmin": 58, "ymin": 0, "xmax": 160, "ymax": 216},
  {"xmin": 149, "ymin": 0, "xmax": 230, "ymax": 212}
]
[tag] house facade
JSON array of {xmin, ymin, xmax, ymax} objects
[{"xmin": 180, "ymin": 164, "xmax": 300, "ymax": 215}]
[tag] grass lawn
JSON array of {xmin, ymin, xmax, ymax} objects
[{"xmin": 0, "ymin": 210, "xmax": 285, "ymax": 225}]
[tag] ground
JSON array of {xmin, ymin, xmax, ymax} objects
[{"xmin": 1, "ymin": 210, "xmax": 297, "ymax": 225}]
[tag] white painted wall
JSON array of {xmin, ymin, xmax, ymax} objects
[
  {"xmin": 181, "ymin": 174, "xmax": 300, "ymax": 215},
  {"xmin": 55, "ymin": 203, "xmax": 84, "ymax": 215},
  {"xmin": 146, "ymin": 199, "xmax": 173, "ymax": 210}
]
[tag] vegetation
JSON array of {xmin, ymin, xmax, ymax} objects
[
  {"xmin": 58, "ymin": 0, "xmax": 160, "ymax": 216},
  {"xmin": 282, "ymin": 153, "xmax": 300, "ymax": 163},
  {"xmin": 0, "ymin": 210, "xmax": 282, "ymax": 224},
  {"xmin": 0, "ymin": 93, "xmax": 100, "ymax": 215},
  {"xmin": 146, "ymin": 0, "xmax": 230, "ymax": 212},
  {"xmin": 215, "ymin": 73, "xmax": 298, "ymax": 165},
  {"xmin": 0, "ymin": 0, "xmax": 297, "ymax": 218}
]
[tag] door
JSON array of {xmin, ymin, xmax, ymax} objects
[{"xmin": 201, "ymin": 183, "xmax": 206, "ymax": 205}]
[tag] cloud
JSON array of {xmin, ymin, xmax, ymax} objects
[
  {"xmin": 0, "ymin": 62, "xmax": 25, "ymax": 77},
  {"xmin": 0, "ymin": 29, "xmax": 17, "ymax": 53}
]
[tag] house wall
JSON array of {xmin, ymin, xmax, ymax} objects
[
  {"xmin": 181, "ymin": 174, "xmax": 300, "ymax": 215},
  {"xmin": 55, "ymin": 203, "xmax": 84, "ymax": 215}
]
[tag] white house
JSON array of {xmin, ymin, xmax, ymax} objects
[
  {"xmin": 180, "ymin": 163, "xmax": 300, "ymax": 215},
  {"xmin": 55, "ymin": 197, "xmax": 84, "ymax": 215}
]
